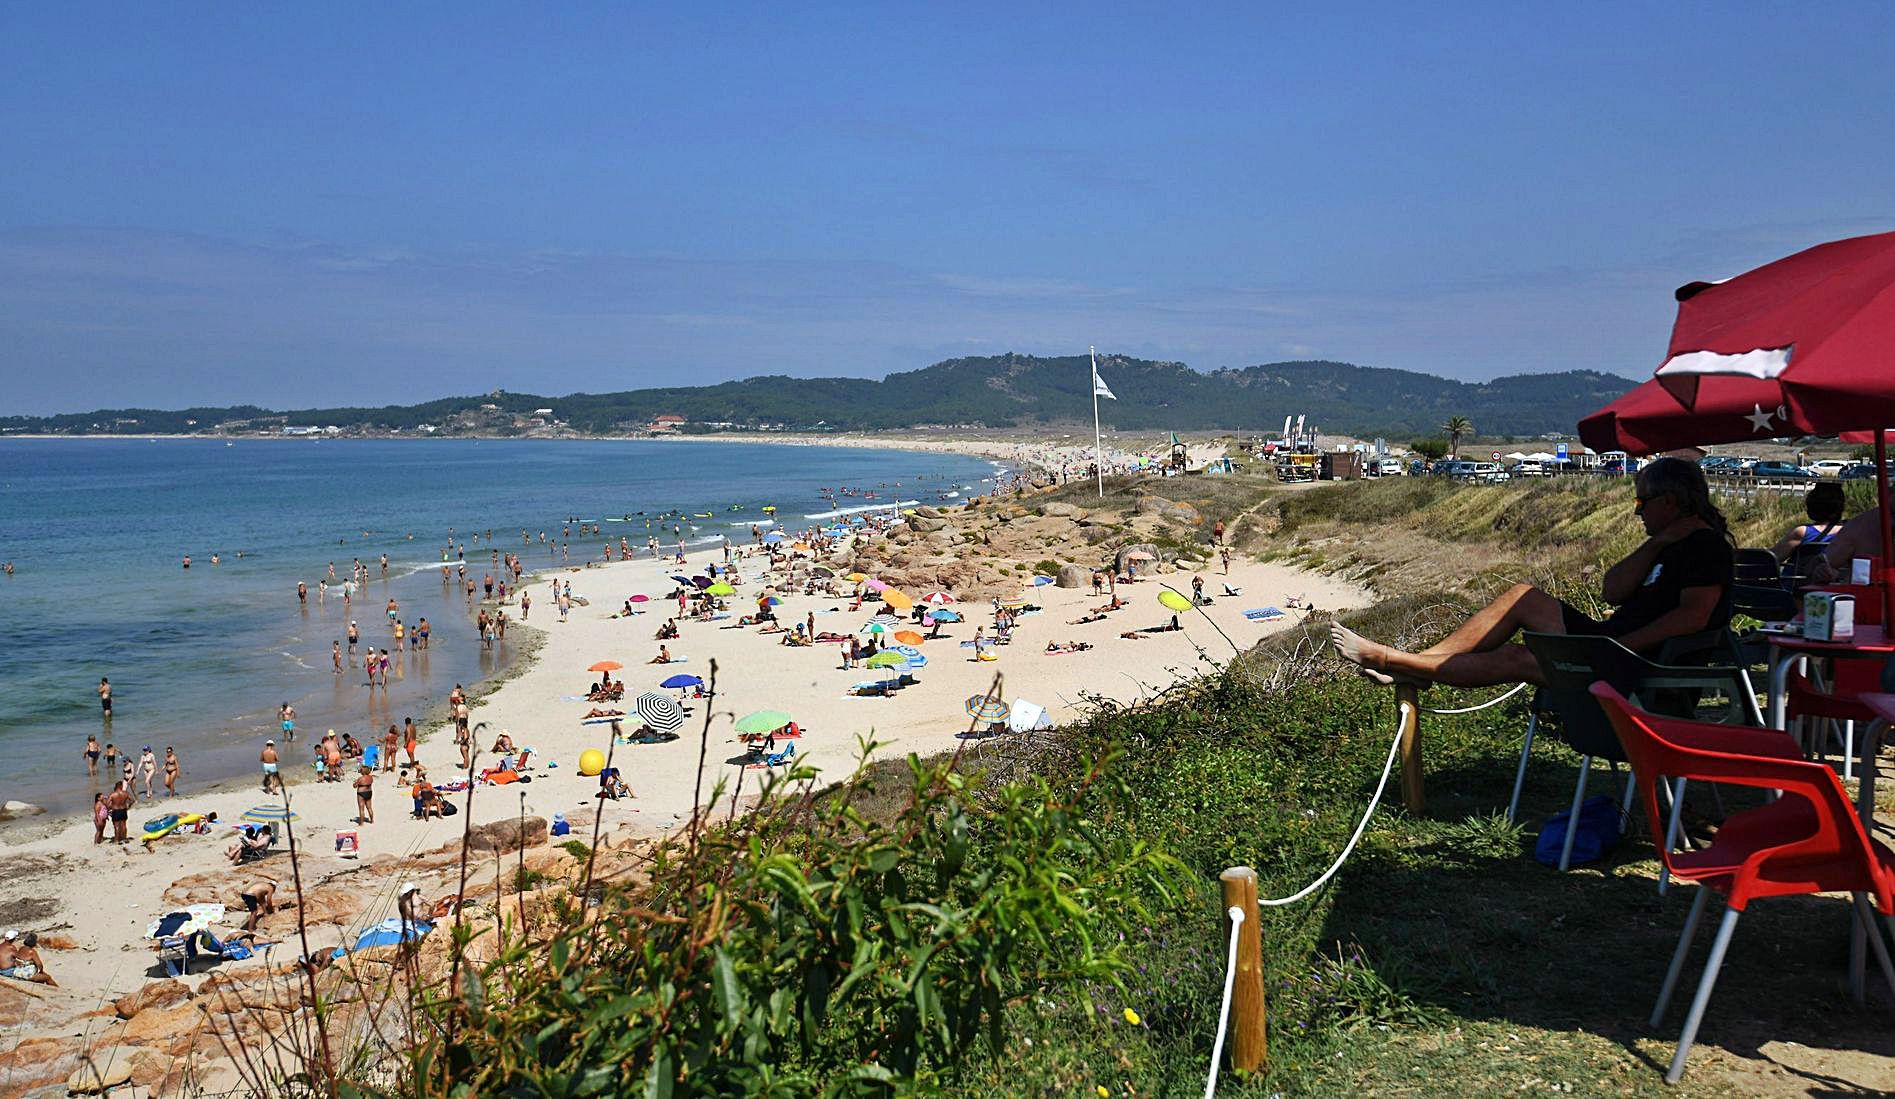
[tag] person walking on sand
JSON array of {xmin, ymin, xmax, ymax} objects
[
  {"xmin": 106, "ymin": 782, "xmax": 131, "ymax": 843},
  {"xmin": 138, "ymin": 746, "xmax": 157, "ymax": 799},
  {"xmin": 163, "ymin": 746, "xmax": 179, "ymax": 797},
  {"xmin": 260, "ymin": 740, "xmax": 280, "ymax": 794},
  {"xmin": 382, "ymin": 724, "xmax": 399, "ymax": 772},
  {"xmin": 1221, "ymin": 546, "xmax": 1232, "ymax": 575},
  {"xmin": 98, "ymin": 676, "xmax": 112, "ymax": 718},
  {"xmin": 84, "ymin": 734, "xmax": 100, "ymax": 777},
  {"xmin": 520, "ymin": 591, "xmax": 530, "ymax": 620},
  {"xmin": 353, "ymin": 766, "xmax": 376, "ymax": 824},
  {"xmin": 403, "ymin": 717, "xmax": 419, "ymax": 766}
]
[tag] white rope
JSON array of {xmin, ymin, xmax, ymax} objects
[
  {"xmin": 1257, "ymin": 701, "xmax": 1408, "ymax": 907},
  {"xmin": 1423, "ymin": 681, "xmax": 1528, "ymax": 715},
  {"xmin": 1204, "ymin": 905, "xmax": 1245, "ymax": 1099}
]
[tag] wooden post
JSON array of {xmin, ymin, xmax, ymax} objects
[
  {"xmin": 1219, "ymin": 866, "xmax": 1266, "ymax": 1072},
  {"xmin": 1396, "ymin": 684, "xmax": 1424, "ymax": 814}
]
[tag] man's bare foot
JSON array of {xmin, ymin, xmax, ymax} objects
[{"xmin": 1329, "ymin": 624, "xmax": 1385, "ymax": 670}]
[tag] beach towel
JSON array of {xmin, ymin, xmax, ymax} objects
[
  {"xmin": 1244, "ymin": 607, "xmax": 1285, "ymax": 622},
  {"xmin": 581, "ymin": 717, "xmax": 623, "ymax": 726}
]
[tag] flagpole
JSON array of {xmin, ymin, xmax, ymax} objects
[{"xmin": 1091, "ymin": 346, "xmax": 1104, "ymax": 498}]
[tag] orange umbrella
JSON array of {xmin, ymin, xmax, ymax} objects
[
  {"xmin": 893, "ymin": 630, "xmax": 926, "ymax": 645},
  {"xmin": 587, "ymin": 660, "xmax": 623, "ymax": 672},
  {"xmin": 882, "ymin": 590, "xmax": 915, "ymax": 610},
  {"xmin": 791, "ymin": 541, "xmax": 812, "ymax": 552}
]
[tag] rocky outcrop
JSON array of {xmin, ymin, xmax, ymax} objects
[
  {"xmin": 1056, "ymin": 564, "xmax": 1091, "ymax": 588},
  {"xmin": 1041, "ymin": 502, "xmax": 1086, "ymax": 519},
  {"xmin": 465, "ymin": 815, "xmax": 549, "ymax": 855},
  {"xmin": 114, "ymin": 980, "xmax": 192, "ymax": 1020}
]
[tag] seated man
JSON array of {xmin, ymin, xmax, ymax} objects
[
  {"xmin": 0, "ymin": 932, "xmax": 55, "ymax": 986},
  {"xmin": 1330, "ymin": 457, "xmax": 1734, "ymax": 687}
]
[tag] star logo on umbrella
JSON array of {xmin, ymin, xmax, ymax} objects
[{"xmin": 1744, "ymin": 404, "xmax": 1786, "ymax": 434}]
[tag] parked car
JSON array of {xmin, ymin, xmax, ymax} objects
[
  {"xmin": 1699, "ymin": 455, "xmax": 1739, "ymax": 473},
  {"xmin": 1376, "ymin": 458, "xmax": 1403, "ymax": 477},
  {"xmin": 1840, "ymin": 462, "xmax": 1878, "ymax": 481},
  {"xmin": 1467, "ymin": 462, "xmax": 1510, "ymax": 483},
  {"xmin": 1809, "ymin": 459, "xmax": 1850, "ymax": 477},
  {"xmin": 1751, "ymin": 460, "xmax": 1816, "ymax": 482},
  {"xmin": 1509, "ymin": 459, "xmax": 1546, "ymax": 478}
]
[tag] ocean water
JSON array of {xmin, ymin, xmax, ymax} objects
[{"xmin": 0, "ymin": 438, "xmax": 998, "ymax": 816}]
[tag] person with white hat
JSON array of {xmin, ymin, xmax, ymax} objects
[{"xmin": 397, "ymin": 882, "xmax": 424, "ymax": 926}]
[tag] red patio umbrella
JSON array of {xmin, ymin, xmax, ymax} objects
[
  {"xmin": 1589, "ymin": 229, "xmax": 1895, "ymax": 614},
  {"xmin": 1577, "ymin": 375, "xmax": 1791, "ymax": 456}
]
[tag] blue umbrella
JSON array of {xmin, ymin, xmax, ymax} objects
[
  {"xmin": 892, "ymin": 645, "xmax": 923, "ymax": 658},
  {"xmin": 901, "ymin": 653, "xmax": 928, "ymax": 669},
  {"xmin": 1032, "ymin": 575, "xmax": 1055, "ymax": 586},
  {"xmin": 660, "ymin": 673, "xmax": 703, "ymax": 689},
  {"xmin": 928, "ymin": 609, "xmax": 963, "ymax": 623},
  {"xmin": 333, "ymin": 918, "xmax": 433, "ymax": 958},
  {"xmin": 763, "ymin": 532, "xmax": 786, "ymax": 543},
  {"xmin": 241, "ymin": 804, "xmax": 298, "ymax": 825},
  {"xmin": 669, "ymin": 575, "xmax": 694, "ymax": 586}
]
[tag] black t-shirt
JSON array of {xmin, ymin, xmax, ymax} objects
[{"xmin": 1605, "ymin": 528, "xmax": 1733, "ymax": 639}]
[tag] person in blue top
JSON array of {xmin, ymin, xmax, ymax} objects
[
  {"xmin": 1330, "ymin": 458, "xmax": 1734, "ymax": 687},
  {"xmin": 1770, "ymin": 481, "xmax": 1844, "ymax": 583}
]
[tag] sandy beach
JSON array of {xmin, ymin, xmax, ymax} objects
[{"xmin": 0, "ymin": 526, "xmax": 1363, "ymax": 1007}]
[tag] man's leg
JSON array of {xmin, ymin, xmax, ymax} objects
[
  {"xmin": 1418, "ymin": 583, "xmax": 1567, "ymax": 656},
  {"xmin": 1333, "ymin": 582, "xmax": 1567, "ymax": 686}
]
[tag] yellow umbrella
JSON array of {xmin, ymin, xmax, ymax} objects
[
  {"xmin": 791, "ymin": 542, "xmax": 812, "ymax": 552},
  {"xmin": 845, "ymin": 572, "xmax": 869, "ymax": 583},
  {"xmin": 1158, "ymin": 590, "xmax": 1193, "ymax": 612},
  {"xmin": 882, "ymin": 590, "xmax": 915, "ymax": 610}
]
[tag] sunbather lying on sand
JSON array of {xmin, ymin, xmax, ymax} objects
[
  {"xmin": 1045, "ymin": 640, "xmax": 1093, "ymax": 653},
  {"xmin": 583, "ymin": 707, "xmax": 624, "ymax": 719},
  {"xmin": 1069, "ymin": 613, "xmax": 1108, "ymax": 625},
  {"xmin": 1329, "ymin": 458, "xmax": 1733, "ymax": 688}
]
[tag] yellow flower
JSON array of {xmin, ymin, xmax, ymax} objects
[
  {"xmin": 1096, "ymin": 1087, "xmax": 1110, "ymax": 1098},
  {"xmin": 1122, "ymin": 1008, "xmax": 1142, "ymax": 1026}
]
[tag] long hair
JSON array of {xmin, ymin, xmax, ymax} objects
[{"xmin": 1639, "ymin": 457, "xmax": 1731, "ymax": 544}]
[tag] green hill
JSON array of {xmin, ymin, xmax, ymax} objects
[{"xmin": 0, "ymin": 355, "xmax": 1635, "ymax": 438}]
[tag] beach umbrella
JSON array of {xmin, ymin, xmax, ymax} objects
[
  {"xmin": 706, "ymin": 582, "xmax": 736, "ymax": 596},
  {"xmin": 241, "ymin": 805, "xmax": 299, "ymax": 825},
  {"xmin": 964, "ymin": 695, "xmax": 1011, "ymax": 722},
  {"xmin": 791, "ymin": 542, "xmax": 812, "ymax": 552},
  {"xmin": 845, "ymin": 572, "xmax": 869, "ymax": 583},
  {"xmin": 659, "ymin": 673, "xmax": 703, "ymax": 689},
  {"xmin": 882, "ymin": 590, "xmax": 915, "ymax": 610},
  {"xmin": 763, "ymin": 531, "xmax": 785, "ymax": 543},
  {"xmin": 334, "ymin": 917, "xmax": 432, "ymax": 958},
  {"xmin": 928, "ymin": 609, "xmax": 963, "ymax": 623},
  {"xmin": 691, "ymin": 575, "xmax": 713, "ymax": 589},
  {"xmin": 670, "ymin": 575, "xmax": 694, "ymax": 586},
  {"xmin": 862, "ymin": 622, "xmax": 889, "ymax": 635},
  {"xmin": 1158, "ymin": 590, "xmax": 1193, "ymax": 613},
  {"xmin": 1032, "ymin": 575, "xmax": 1055, "ymax": 586},
  {"xmin": 865, "ymin": 650, "xmax": 909, "ymax": 668},
  {"xmin": 899, "ymin": 653, "xmax": 928, "ymax": 669},
  {"xmin": 864, "ymin": 578, "xmax": 891, "ymax": 592},
  {"xmin": 892, "ymin": 630, "xmax": 927, "ymax": 645},
  {"xmin": 868, "ymin": 613, "xmax": 900, "ymax": 626},
  {"xmin": 892, "ymin": 644, "xmax": 923, "ymax": 658},
  {"xmin": 921, "ymin": 592, "xmax": 955, "ymax": 605},
  {"xmin": 764, "ymin": 595, "xmax": 783, "ymax": 606},
  {"xmin": 1007, "ymin": 699, "xmax": 1054, "ymax": 733},
  {"xmin": 632, "ymin": 692, "xmax": 686, "ymax": 733},
  {"xmin": 734, "ymin": 710, "xmax": 793, "ymax": 735},
  {"xmin": 588, "ymin": 660, "xmax": 624, "ymax": 672},
  {"xmin": 998, "ymin": 597, "xmax": 1027, "ymax": 610},
  {"xmin": 627, "ymin": 594, "xmax": 650, "ymax": 603},
  {"xmin": 147, "ymin": 904, "xmax": 226, "ymax": 940}
]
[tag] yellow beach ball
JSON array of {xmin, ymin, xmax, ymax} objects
[{"xmin": 578, "ymin": 749, "xmax": 606, "ymax": 776}]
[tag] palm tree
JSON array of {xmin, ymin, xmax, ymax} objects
[{"xmin": 1443, "ymin": 416, "xmax": 1473, "ymax": 459}]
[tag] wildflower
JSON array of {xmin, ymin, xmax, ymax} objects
[
  {"xmin": 1122, "ymin": 1008, "xmax": 1142, "ymax": 1026},
  {"xmin": 1096, "ymin": 1087, "xmax": 1110, "ymax": 1098}
]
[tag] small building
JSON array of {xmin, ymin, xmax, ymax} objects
[{"xmin": 650, "ymin": 415, "xmax": 687, "ymax": 432}]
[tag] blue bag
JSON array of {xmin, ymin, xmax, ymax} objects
[{"xmin": 1534, "ymin": 794, "xmax": 1623, "ymax": 866}]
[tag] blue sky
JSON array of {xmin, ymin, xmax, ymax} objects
[{"xmin": 3, "ymin": 4, "xmax": 1892, "ymax": 414}]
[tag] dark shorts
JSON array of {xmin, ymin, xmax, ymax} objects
[
  {"xmin": 358, "ymin": 789, "xmax": 372, "ymax": 801},
  {"xmin": 109, "ymin": 809, "xmax": 128, "ymax": 822},
  {"xmin": 242, "ymin": 894, "xmax": 261, "ymax": 913},
  {"xmin": 1559, "ymin": 601, "xmax": 1634, "ymax": 641},
  {"xmin": 101, "ymin": 699, "xmax": 111, "ymax": 712}
]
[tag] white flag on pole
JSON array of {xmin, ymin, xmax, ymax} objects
[{"xmin": 1092, "ymin": 366, "xmax": 1117, "ymax": 401}]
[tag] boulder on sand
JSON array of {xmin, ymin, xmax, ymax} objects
[
  {"xmin": 466, "ymin": 815, "xmax": 549, "ymax": 854},
  {"xmin": 1055, "ymin": 564, "xmax": 1091, "ymax": 588}
]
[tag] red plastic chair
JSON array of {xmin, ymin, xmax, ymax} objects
[{"xmin": 1590, "ymin": 683, "xmax": 1895, "ymax": 1084}]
